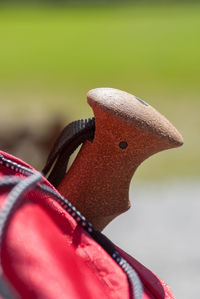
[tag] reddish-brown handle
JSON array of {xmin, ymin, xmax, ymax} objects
[{"xmin": 58, "ymin": 88, "xmax": 183, "ymax": 231}]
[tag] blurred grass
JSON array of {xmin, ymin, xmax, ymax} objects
[{"xmin": 0, "ymin": 2, "xmax": 199, "ymax": 179}]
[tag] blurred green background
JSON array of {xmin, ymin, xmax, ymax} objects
[
  {"xmin": 0, "ymin": 3, "xmax": 200, "ymax": 299},
  {"xmin": 0, "ymin": 1, "xmax": 199, "ymax": 179}
]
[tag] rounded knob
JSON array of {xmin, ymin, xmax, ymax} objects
[
  {"xmin": 87, "ymin": 88, "xmax": 183, "ymax": 157},
  {"xmin": 58, "ymin": 88, "xmax": 183, "ymax": 231}
]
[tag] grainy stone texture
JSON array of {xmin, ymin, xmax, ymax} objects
[{"xmin": 58, "ymin": 88, "xmax": 183, "ymax": 230}]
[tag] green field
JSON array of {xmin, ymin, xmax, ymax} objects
[{"xmin": 0, "ymin": 2, "xmax": 199, "ymax": 179}]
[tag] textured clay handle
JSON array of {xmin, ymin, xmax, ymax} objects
[{"xmin": 58, "ymin": 88, "xmax": 183, "ymax": 231}]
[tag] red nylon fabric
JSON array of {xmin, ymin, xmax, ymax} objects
[{"xmin": 0, "ymin": 151, "xmax": 175, "ymax": 299}]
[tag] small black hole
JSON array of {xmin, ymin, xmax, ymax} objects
[{"xmin": 119, "ymin": 141, "xmax": 128, "ymax": 149}]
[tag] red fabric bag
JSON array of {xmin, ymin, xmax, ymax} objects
[{"xmin": 0, "ymin": 151, "xmax": 174, "ymax": 299}]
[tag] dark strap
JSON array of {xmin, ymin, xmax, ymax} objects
[{"xmin": 42, "ymin": 118, "xmax": 95, "ymax": 187}]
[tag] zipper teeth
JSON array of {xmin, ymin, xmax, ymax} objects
[
  {"xmin": 0, "ymin": 153, "xmax": 143, "ymax": 299},
  {"xmin": 0, "ymin": 173, "xmax": 42, "ymax": 248},
  {"xmin": 0, "ymin": 154, "xmax": 34, "ymax": 176}
]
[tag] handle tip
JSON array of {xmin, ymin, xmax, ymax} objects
[{"xmin": 87, "ymin": 88, "xmax": 183, "ymax": 150}]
